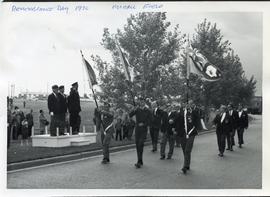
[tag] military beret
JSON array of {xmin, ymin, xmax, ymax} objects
[
  {"xmin": 52, "ymin": 85, "xmax": 58, "ymax": 89},
  {"xmin": 72, "ymin": 82, "xmax": 78, "ymax": 87}
]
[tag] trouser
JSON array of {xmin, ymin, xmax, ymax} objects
[
  {"xmin": 175, "ymin": 135, "xmax": 181, "ymax": 147},
  {"xmin": 135, "ymin": 126, "xmax": 147, "ymax": 164},
  {"xmin": 7, "ymin": 125, "xmax": 11, "ymax": 148},
  {"xmin": 70, "ymin": 112, "xmax": 81, "ymax": 134},
  {"xmin": 216, "ymin": 132, "xmax": 226, "ymax": 154},
  {"xmin": 237, "ymin": 128, "xmax": 245, "ymax": 145},
  {"xmin": 50, "ymin": 114, "xmax": 61, "ymax": 136},
  {"xmin": 27, "ymin": 124, "xmax": 33, "ymax": 138},
  {"xmin": 101, "ymin": 127, "xmax": 114, "ymax": 161},
  {"xmin": 12, "ymin": 125, "xmax": 19, "ymax": 140},
  {"xmin": 128, "ymin": 127, "xmax": 134, "ymax": 140},
  {"xmin": 160, "ymin": 133, "xmax": 175, "ymax": 158},
  {"xmin": 226, "ymin": 132, "xmax": 232, "ymax": 149},
  {"xmin": 231, "ymin": 129, "xmax": 236, "ymax": 146},
  {"xmin": 58, "ymin": 113, "xmax": 66, "ymax": 135},
  {"xmin": 150, "ymin": 127, "xmax": 159, "ymax": 151},
  {"xmin": 180, "ymin": 135, "xmax": 195, "ymax": 168},
  {"xmin": 115, "ymin": 129, "xmax": 122, "ymax": 141},
  {"xmin": 122, "ymin": 125, "xmax": 128, "ymax": 140}
]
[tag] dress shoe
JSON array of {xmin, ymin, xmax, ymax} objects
[
  {"xmin": 101, "ymin": 160, "xmax": 108, "ymax": 164},
  {"xmin": 226, "ymin": 148, "xmax": 230, "ymax": 150},
  {"xmin": 181, "ymin": 167, "xmax": 187, "ymax": 174},
  {"xmin": 239, "ymin": 144, "xmax": 242, "ymax": 148},
  {"xmin": 134, "ymin": 163, "xmax": 141, "ymax": 168},
  {"xmin": 218, "ymin": 153, "xmax": 224, "ymax": 157},
  {"xmin": 186, "ymin": 167, "xmax": 190, "ymax": 170},
  {"xmin": 160, "ymin": 156, "xmax": 165, "ymax": 160},
  {"xmin": 230, "ymin": 148, "xmax": 233, "ymax": 151},
  {"xmin": 167, "ymin": 156, "xmax": 172, "ymax": 160}
]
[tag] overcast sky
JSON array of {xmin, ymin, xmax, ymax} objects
[{"xmin": 0, "ymin": 2, "xmax": 262, "ymax": 97}]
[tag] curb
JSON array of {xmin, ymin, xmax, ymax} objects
[{"xmin": 7, "ymin": 130, "xmax": 215, "ymax": 172}]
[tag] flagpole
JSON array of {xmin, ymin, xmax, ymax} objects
[{"xmin": 186, "ymin": 36, "xmax": 190, "ymax": 105}]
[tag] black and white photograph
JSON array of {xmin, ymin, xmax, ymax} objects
[{"xmin": 0, "ymin": 1, "xmax": 268, "ymax": 196}]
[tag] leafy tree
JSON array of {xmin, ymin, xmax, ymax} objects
[{"xmin": 91, "ymin": 12, "xmax": 183, "ymax": 107}]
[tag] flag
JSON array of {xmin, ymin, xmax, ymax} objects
[
  {"xmin": 116, "ymin": 41, "xmax": 134, "ymax": 82},
  {"xmin": 186, "ymin": 44, "xmax": 222, "ymax": 81},
  {"xmin": 81, "ymin": 51, "xmax": 97, "ymax": 89}
]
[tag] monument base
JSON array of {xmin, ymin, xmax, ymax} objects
[{"xmin": 31, "ymin": 133, "xmax": 97, "ymax": 147}]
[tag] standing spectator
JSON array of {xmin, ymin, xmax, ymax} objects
[
  {"xmin": 48, "ymin": 85, "xmax": 61, "ymax": 136},
  {"xmin": 7, "ymin": 107, "xmax": 13, "ymax": 148},
  {"xmin": 12, "ymin": 106, "xmax": 24, "ymax": 140},
  {"xmin": 236, "ymin": 103, "xmax": 249, "ymax": 148},
  {"xmin": 122, "ymin": 112, "xmax": 129, "ymax": 140},
  {"xmin": 67, "ymin": 82, "xmax": 81, "ymax": 135},
  {"xmin": 23, "ymin": 100, "xmax": 26, "ymax": 108},
  {"xmin": 39, "ymin": 110, "xmax": 49, "ymax": 134},
  {"xmin": 25, "ymin": 109, "xmax": 34, "ymax": 138},
  {"xmin": 115, "ymin": 116, "xmax": 123, "ymax": 141},
  {"xmin": 58, "ymin": 85, "xmax": 68, "ymax": 135},
  {"xmin": 21, "ymin": 118, "xmax": 29, "ymax": 145}
]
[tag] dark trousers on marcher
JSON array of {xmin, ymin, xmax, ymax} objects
[
  {"xmin": 160, "ymin": 133, "xmax": 175, "ymax": 158},
  {"xmin": 150, "ymin": 127, "xmax": 159, "ymax": 151},
  {"xmin": 175, "ymin": 135, "xmax": 181, "ymax": 147},
  {"xmin": 101, "ymin": 127, "xmax": 114, "ymax": 161},
  {"xmin": 231, "ymin": 129, "xmax": 236, "ymax": 146},
  {"xmin": 135, "ymin": 126, "xmax": 147, "ymax": 164},
  {"xmin": 180, "ymin": 135, "xmax": 195, "ymax": 168},
  {"xmin": 115, "ymin": 129, "xmax": 122, "ymax": 141},
  {"xmin": 237, "ymin": 128, "xmax": 245, "ymax": 145},
  {"xmin": 70, "ymin": 112, "xmax": 81, "ymax": 134},
  {"xmin": 58, "ymin": 113, "xmax": 66, "ymax": 135},
  {"xmin": 226, "ymin": 132, "xmax": 232, "ymax": 149},
  {"xmin": 216, "ymin": 132, "xmax": 226, "ymax": 154}
]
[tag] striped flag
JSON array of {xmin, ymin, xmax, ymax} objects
[
  {"xmin": 186, "ymin": 43, "xmax": 222, "ymax": 81},
  {"xmin": 81, "ymin": 51, "xmax": 97, "ymax": 89},
  {"xmin": 116, "ymin": 41, "xmax": 134, "ymax": 82}
]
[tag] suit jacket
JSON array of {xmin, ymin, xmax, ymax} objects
[
  {"xmin": 150, "ymin": 107, "xmax": 162, "ymax": 129},
  {"xmin": 228, "ymin": 109, "xmax": 238, "ymax": 130},
  {"xmin": 178, "ymin": 108, "xmax": 199, "ymax": 137},
  {"xmin": 48, "ymin": 93, "xmax": 60, "ymax": 115},
  {"xmin": 160, "ymin": 110, "xmax": 168, "ymax": 134},
  {"xmin": 213, "ymin": 112, "xmax": 231, "ymax": 134},
  {"xmin": 58, "ymin": 93, "xmax": 68, "ymax": 114},
  {"xmin": 236, "ymin": 110, "xmax": 249, "ymax": 129},
  {"xmin": 166, "ymin": 110, "xmax": 178, "ymax": 136},
  {"xmin": 67, "ymin": 89, "xmax": 81, "ymax": 114}
]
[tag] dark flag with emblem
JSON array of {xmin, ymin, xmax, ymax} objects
[
  {"xmin": 186, "ymin": 44, "xmax": 222, "ymax": 81},
  {"xmin": 81, "ymin": 51, "xmax": 98, "ymax": 89}
]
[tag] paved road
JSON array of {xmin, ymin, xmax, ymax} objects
[{"xmin": 7, "ymin": 116, "xmax": 262, "ymax": 189}]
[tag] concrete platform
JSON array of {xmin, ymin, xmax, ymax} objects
[{"xmin": 31, "ymin": 133, "xmax": 97, "ymax": 147}]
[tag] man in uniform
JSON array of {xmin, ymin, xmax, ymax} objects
[
  {"xmin": 227, "ymin": 103, "xmax": 238, "ymax": 151},
  {"xmin": 150, "ymin": 101, "xmax": 162, "ymax": 152},
  {"xmin": 129, "ymin": 97, "xmax": 151, "ymax": 168},
  {"xmin": 67, "ymin": 82, "xmax": 81, "ymax": 135},
  {"xmin": 177, "ymin": 101, "xmax": 200, "ymax": 174},
  {"xmin": 58, "ymin": 85, "xmax": 68, "ymax": 135},
  {"xmin": 213, "ymin": 105, "xmax": 231, "ymax": 157},
  {"xmin": 236, "ymin": 103, "xmax": 249, "ymax": 148},
  {"xmin": 98, "ymin": 102, "xmax": 115, "ymax": 164},
  {"xmin": 160, "ymin": 103, "xmax": 178, "ymax": 160}
]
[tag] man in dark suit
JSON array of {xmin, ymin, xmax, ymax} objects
[
  {"xmin": 213, "ymin": 105, "xmax": 231, "ymax": 157},
  {"xmin": 177, "ymin": 101, "xmax": 199, "ymax": 174},
  {"xmin": 160, "ymin": 103, "xmax": 178, "ymax": 160},
  {"xmin": 150, "ymin": 101, "xmax": 162, "ymax": 152},
  {"xmin": 236, "ymin": 103, "xmax": 249, "ymax": 148},
  {"xmin": 25, "ymin": 109, "xmax": 34, "ymax": 138},
  {"xmin": 58, "ymin": 85, "xmax": 68, "ymax": 135},
  {"xmin": 129, "ymin": 96, "xmax": 151, "ymax": 168},
  {"xmin": 47, "ymin": 85, "xmax": 61, "ymax": 136},
  {"xmin": 67, "ymin": 82, "xmax": 81, "ymax": 135},
  {"xmin": 227, "ymin": 103, "xmax": 238, "ymax": 151}
]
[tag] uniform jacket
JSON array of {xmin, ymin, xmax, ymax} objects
[
  {"xmin": 67, "ymin": 89, "xmax": 81, "ymax": 114},
  {"xmin": 213, "ymin": 112, "xmax": 231, "ymax": 134},
  {"xmin": 236, "ymin": 110, "xmax": 249, "ymax": 129},
  {"xmin": 48, "ymin": 93, "xmax": 60, "ymax": 115},
  {"xmin": 129, "ymin": 107, "xmax": 151, "ymax": 129},
  {"xmin": 150, "ymin": 107, "xmax": 162, "ymax": 129},
  {"xmin": 178, "ymin": 108, "xmax": 199, "ymax": 137},
  {"xmin": 58, "ymin": 93, "xmax": 68, "ymax": 114}
]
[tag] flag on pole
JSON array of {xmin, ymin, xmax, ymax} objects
[
  {"xmin": 115, "ymin": 41, "xmax": 134, "ymax": 82},
  {"xmin": 186, "ymin": 43, "xmax": 222, "ymax": 81},
  {"xmin": 81, "ymin": 51, "xmax": 97, "ymax": 89}
]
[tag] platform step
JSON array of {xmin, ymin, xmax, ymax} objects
[{"xmin": 70, "ymin": 140, "xmax": 90, "ymax": 146}]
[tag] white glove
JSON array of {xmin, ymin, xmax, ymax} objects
[{"xmin": 50, "ymin": 112, "xmax": 54, "ymax": 116}]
